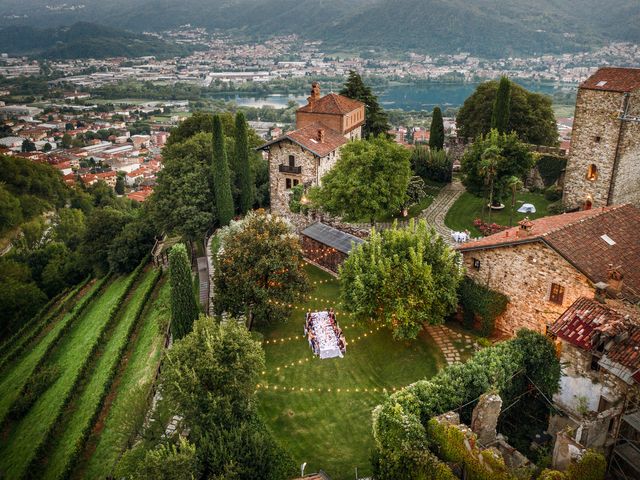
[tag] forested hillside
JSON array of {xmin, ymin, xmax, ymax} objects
[{"xmin": 0, "ymin": 0, "xmax": 638, "ymax": 57}]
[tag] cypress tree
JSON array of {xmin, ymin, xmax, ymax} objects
[
  {"xmin": 491, "ymin": 76, "xmax": 511, "ymax": 133},
  {"xmin": 429, "ymin": 106, "xmax": 445, "ymax": 150},
  {"xmin": 169, "ymin": 243, "xmax": 199, "ymax": 340},
  {"xmin": 212, "ymin": 115, "xmax": 234, "ymax": 226},
  {"xmin": 234, "ymin": 112, "xmax": 253, "ymax": 214}
]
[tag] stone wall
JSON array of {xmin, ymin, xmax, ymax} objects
[
  {"xmin": 563, "ymin": 88, "xmax": 631, "ymax": 210},
  {"xmin": 462, "ymin": 242, "xmax": 594, "ymax": 336},
  {"xmin": 268, "ymin": 140, "xmax": 340, "ymax": 216},
  {"xmin": 610, "ymin": 91, "xmax": 640, "ymax": 207}
]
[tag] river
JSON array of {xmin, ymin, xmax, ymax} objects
[{"xmin": 211, "ymin": 81, "xmax": 575, "ymax": 111}]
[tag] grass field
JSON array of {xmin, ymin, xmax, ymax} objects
[
  {"xmin": 257, "ymin": 264, "xmax": 444, "ymax": 479},
  {"xmin": 444, "ymin": 191, "xmax": 552, "ymax": 237},
  {"xmin": 83, "ymin": 277, "xmax": 170, "ymax": 480},
  {"xmin": 0, "ymin": 281, "xmax": 99, "ymax": 425},
  {"xmin": 42, "ymin": 269, "xmax": 158, "ymax": 480},
  {"xmin": 0, "ymin": 276, "xmax": 130, "ymax": 478}
]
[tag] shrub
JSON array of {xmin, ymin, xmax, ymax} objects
[
  {"xmin": 473, "ymin": 218, "xmax": 509, "ymax": 236},
  {"xmin": 548, "ymin": 200, "xmax": 565, "ymax": 215},
  {"xmin": 536, "ymin": 155, "xmax": 567, "ymax": 187},
  {"xmin": 413, "ymin": 146, "xmax": 453, "ymax": 183},
  {"xmin": 567, "ymin": 450, "xmax": 606, "ymax": 480},
  {"xmin": 544, "ymin": 185, "xmax": 563, "ymax": 202},
  {"xmin": 458, "ymin": 277, "xmax": 509, "ymax": 338}
]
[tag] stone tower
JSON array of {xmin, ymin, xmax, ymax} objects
[{"xmin": 562, "ymin": 67, "xmax": 640, "ymax": 210}]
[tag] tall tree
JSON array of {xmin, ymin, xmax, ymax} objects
[
  {"xmin": 506, "ymin": 175, "xmax": 523, "ymax": 227},
  {"xmin": 21, "ymin": 139, "xmax": 36, "ymax": 152},
  {"xmin": 340, "ymin": 70, "xmax": 390, "ymax": 138},
  {"xmin": 234, "ymin": 112, "xmax": 253, "ymax": 214},
  {"xmin": 310, "ymin": 137, "xmax": 411, "ymax": 224},
  {"xmin": 479, "ymin": 145, "xmax": 502, "ymax": 223},
  {"xmin": 115, "ymin": 174, "xmax": 125, "ymax": 195},
  {"xmin": 491, "ymin": 76, "xmax": 511, "ymax": 133},
  {"xmin": 429, "ymin": 106, "xmax": 445, "ymax": 150},
  {"xmin": 169, "ymin": 243, "xmax": 199, "ymax": 340},
  {"xmin": 340, "ymin": 219, "xmax": 462, "ymax": 340},
  {"xmin": 460, "ymin": 129, "xmax": 535, "ymax": 206},
  {"xmin": 457, "ymin": 79, "xmax": 557, "ymax": 145},
  {"xmin": 211, "ymin": 115, "xmax": 234, "ymax": 227},
  {"xmin": 213, "ymin": 210, "xmax": 309, "ymax": 330}
]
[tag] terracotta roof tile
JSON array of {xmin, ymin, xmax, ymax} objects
[
  {"xmin": 580, "ymin": 67, "xmax": 640, "ymax": 93},
  {"xmin": 260, "ymin": 122, "xmax": 346, "ymax": 157},
  {"xmin": 551, "ymin": 297, "xmax": 640, "ymax": 382},
  {"xmin": 297, "ymin": 93, "xmax": 364, "ymax": 115},
  {"xmin": 458, "ymin": 205, "xmax": 640, "ymax": 302}
]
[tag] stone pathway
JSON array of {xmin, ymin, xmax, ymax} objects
[
  {"xmin": 205, "ymin": 234, "xmax": 215, "ymax": 316},
  {"xmin": 425, "ymin": 324, "xmax": 477, "ymax": 365},
  {"xmin": 196, "ymin": 257, "xmax": 209, "ymax": 311},
  {"xmin": 420, "ymin": 179, "xmax": 466, "ymax": 245}
]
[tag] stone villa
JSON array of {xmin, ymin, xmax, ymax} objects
[
  {"xmin": 457, "ymin": 204, "xmax": 640, "ymax": 336},
  {"xmin": 563, "ymin": 67, "xmax": 640, "ymax": 210},
  {"xmin": 259, "ymin": 82, "xmax": 365, "ymax": 215}
]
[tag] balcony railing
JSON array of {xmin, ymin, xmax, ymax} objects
[{"xmin": 279, "ymin": 164, "xmax": 301, "ymax": 174}]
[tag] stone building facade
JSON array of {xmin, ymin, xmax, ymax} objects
[
  {"xmin": 461, "ymin": 240, "xmax": 594, "ymax": 336},
  {"xmin": 457, "ymin": 204, "xmax": 640, "ymax": 336},
  {"xmin": 563, "ymin": 67, "xmax": 640, "ymax": 210},
  {"xmin": 259, "ymin": 83, "xmax": 364, "ymax": 215}
]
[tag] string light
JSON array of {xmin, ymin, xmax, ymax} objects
[
  {"xmin": 262, "ymin": 326, "xmax": 382, "ymax": 345},
  {"xmin": 255, "ymin": 383, "xmax": 398, "ymax": 394}
]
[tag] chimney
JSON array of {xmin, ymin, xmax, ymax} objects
[
  {"xmin": 317, "ymin": 128, "xmax": 325, "ymax": 143},
  {"xmin": 308, "ymin": 82, "xmax": 321, "ymax": 105},
  {"xmin": 594, "ymin": 282, "xmax": 608, "ymax": 304},
  {"xmin": 517, "ymin": 217, "xmax": 534, "ymax": 237},
  {"xmin": 607, "ymin": 264, "xmax": 624, "ymax": 294}
]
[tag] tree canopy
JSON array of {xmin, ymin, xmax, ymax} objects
[
  {"xmin": 213, "ymin": 210, "xmax": 309, "ymax": 329},
  {"xmin": 234, "ymin": 111, "xmax": 254, "ymax": 215},
  {"xmin": 340, "ymin": 219, "xmax": 462, "ymax": 340},
  {"xmin": 169, "ymin": 243, "xmax": 199, "ymax": 340},
  {"xmin": 461, "ymin": 129, "xmax": 535, "ymax": 204},
  {"xmin": 211, "ymin": 115, "xmax": 234, "ymax": 227},
  {"xmin": 117, "ymin": 317, "xmax": 295, "ymax": 480},
  {"xmin": 310, "ymin": 137, "xmax": 411, "ymax": 223},
  {"xmin": 457, "ymin": 79, "xmax": 558, "ymax": 146},
  {"xmin": 491, "ymin": 76, "xmax": 511, "ymax": 133},
  {"xmin": 429, "ymin": 106, "xmax": 444, "ymax": 150},
  {"xmin": 340, "ymin": 70, "xmax": 390, "ymax": 138}
]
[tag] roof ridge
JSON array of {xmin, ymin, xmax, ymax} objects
[{"xmin": 540, "ymin": 205, "xmax": 623, "ymax": 238}]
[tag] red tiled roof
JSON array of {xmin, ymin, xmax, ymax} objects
[
  {"xmin": 458, "ymin": 205, "xmax": 640, "ymax": 301},
  {"xmin": 127, "ymin": 188, "xmax": 153, "ymax": 202},
  {"xmin": 260, "ymin": 121, "xmax": 347, "ymax": 157},
  {"xmin": 551, "ymin": 297, "xmax": 640, "ymax": 382},
  {"xmin": 580, "ymin": 67, "xmax": 640, "ymax": 93},
  {"xmin": 297, "ymin": 93, "xmax": 364, "ymax": 115},
  {"xmin": 550, "ymin": 297, "xmax": 626, "ymax": 349}
]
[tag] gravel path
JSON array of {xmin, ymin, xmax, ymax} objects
[{"xmin": 419, "ymin": 179, "xmax": 465, "ymax": 244}]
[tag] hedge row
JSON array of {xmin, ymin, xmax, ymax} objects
[
  {"xmin": 0, "ymin": 275, "xmax": 109, "ymax": 428},
  {"xmin": 58, "ymin": 266, "xmax": 161, "ymax": 480},
  {"xmin": 22, "ymin": 262, "xmax": 147, "ymax": 479},
  {"xmin": 0, "ymin": 278, "xmax": 91, "ymax": 372}
]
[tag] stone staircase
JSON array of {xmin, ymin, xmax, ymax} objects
[{"xmin": 419, "ymin": 179, "xmax": 465, "ymax": 245}]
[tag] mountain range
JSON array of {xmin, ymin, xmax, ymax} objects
[
  {"xmin": 0, "ymin": 22, "xmax": 195, "ymax": 59},
  {"xmin": 0, "ymin": 0, "xmax": 639, "ymax": 58}
]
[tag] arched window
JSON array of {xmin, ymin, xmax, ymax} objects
[
  {"xmin": 587, "ymin": 164, "xmax": 598, "ymax": 181},
  {"xmin": 288, "ymin": 155, "xmax": 295, "ymax": 167},
  {"xmin": 583, "ymin": 198, "xmax": 593, "ymax": 210}
]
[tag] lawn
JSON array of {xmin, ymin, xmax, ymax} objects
[
  {"xmin": 84, "ymin": 277, "xmax": 170, "ymax": 479},
  {"xmin": 0, "ymin": 281, "xmax": 100, "ymax": 425},
  {"xmin": 257, "ymin": 264, "xmax": 444, "ymax": 479},
  {"xmin": 0, "ymin": 276, "xmax": 130, "ymax": 479},
  {"xmin": 42, "ymin": 268, "xmax": 158, "ymax": 480},
  {"xmin": 444, "ymin": 191, "xmax": 552, "ymax": 237}
]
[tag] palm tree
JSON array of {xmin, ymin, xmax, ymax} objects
[
  {"xmin": 479, "ymin": 145, "xmax": 501, "ymax": 224},
  {"xmin": 506, "ymin": 176, "xmax": 524, "ymax": 226}
]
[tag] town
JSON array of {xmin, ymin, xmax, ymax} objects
[{"xmin": 1, "ymin": 14, "xmax": 640, "ymax": 480}]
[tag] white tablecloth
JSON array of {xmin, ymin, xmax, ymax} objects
[{"xmin": 312, "ymin": 312, "xmax": 343, "ymax": 359}]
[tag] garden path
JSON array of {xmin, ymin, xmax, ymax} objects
[
  {"xmin": 420, "ymin": 179, "xmax": 465, "ymax": 245},
  {"xmin": 425, "ymin": 324, "xmax": 477, "ymax": 365}
]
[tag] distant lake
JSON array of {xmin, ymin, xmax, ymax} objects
[{"xmin": 211, "ymin": 81, "xmax": 575, "ymax": 111}]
